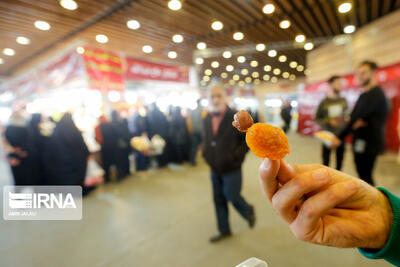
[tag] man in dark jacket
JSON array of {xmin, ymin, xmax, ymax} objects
[
  {"xmin": 333, "ymin": 61, "xmax": 389, "ymax": 185},
  {"xmin": 203, "ymin": 86, "xmax": 255, "ymax": 243}
]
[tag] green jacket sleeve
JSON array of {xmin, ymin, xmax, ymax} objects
[{"xmin": 358, "ymin": 187, "xmax": 400, "ymax": 266}]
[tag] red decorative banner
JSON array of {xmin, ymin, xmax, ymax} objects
[
  {"xmin": 298, "ymin": 62, "xmax": 400, "ymax": 152},
  {"xmin": 125, "ymin": 57, "xmax": 189, "ymax": 83},
  {"xmin": 82, "ymin": 47, "xmax": 124, "ymax": 92}
]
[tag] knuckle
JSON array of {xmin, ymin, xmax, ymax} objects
[
  {"xmin": 292, "ymin": 177, "xmax": 306, "ymax": 190},
  {"xmin": 301, "ymin": 202, "xmax": 315, "ymax": 219},
  {"xmin": 271, "ymin": 194, "xmax": 283, "ymax": 211}
]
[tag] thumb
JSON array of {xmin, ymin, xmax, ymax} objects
[{"xmin": 259, "ymin": 159, "xmax": 280, "ymax": 201}]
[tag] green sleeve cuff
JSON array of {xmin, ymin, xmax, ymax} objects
[{"xmin": 358, "ymin": 187, "xmax": 400, "ymax": 266}]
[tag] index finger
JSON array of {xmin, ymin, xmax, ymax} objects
[{"xmin": 258, "ymin": 159, "xmax": 280, "ymax": 201}]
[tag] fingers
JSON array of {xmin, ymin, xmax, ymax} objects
[
  {"xmin": 272, "ymin": 168, "xmax": 332, "ymax": 223},
  {"xmin": 258, "ymin": 159, "xmax": 280, "ymax": 201},
  {"xmin": 290, "ymin": 180, "xmax": 359, "ymax": 242}
]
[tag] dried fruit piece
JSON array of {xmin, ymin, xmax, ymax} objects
[
  {"xmin": 232, "ymin": 110, "xmax": 254, "ymax": 132},
  {"xmin": 233, "ymin": 110, "xmax": 290, "ymax": 160}
]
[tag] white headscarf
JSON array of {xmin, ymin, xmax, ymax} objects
[{"xmin": 8, "ymin": 111, "xmax": 26, "ymax": 127}]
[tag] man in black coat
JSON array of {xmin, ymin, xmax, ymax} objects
[{"xmin": 202, "ymin": 86, "xmax": 255, "ymax": 243}]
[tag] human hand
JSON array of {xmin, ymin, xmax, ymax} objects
[
  {"xmin": 258, "ymin": 159, "xmax": 393, "ymax": 249},
  {"xmin": 330, "ymin": 136, "xmax": 341, "ymax": 149},
  {"xmin": 352, "ymin": 119, "xmax": 367, "ymax": 130}
]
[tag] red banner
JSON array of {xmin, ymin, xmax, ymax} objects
[
  {"xmin": 124, "ymin": 57, "xmax": 189, "ymax": 83},
  {"xmin": 298, "ymin": 62, "xmax": 400, "ymax": 152},
  {"xmin": 82, "ymin": 47, "xmax": 124, "ymax": 92}
]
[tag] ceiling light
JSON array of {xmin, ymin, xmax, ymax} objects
[
  {"xmin": 305, "ymin": 69, "xmax": 311, "ymax": 75},
  {"xmin": 279, "ymin": 55, "xmax": 287, "ymax": 62},
  {"xmin": 203, "ymin": 76, "xmax": 210, "ymax": 82},
  {"xmin": 256, "ymin": 43, "xmax": 266, "ymax": 51},
  {"xmin": 338, "ymin": 2, "xmax": 352, "ymax": 13},
  {"xmin": 127, "ymin": 20, "xmax": 141, "ymax": 30},
  {"xmin": 96, "ymin": 34, "xmax": 108, "ymax": 43},
  {"xmin": 271, "ymin": 77, "xmax": 278, "ymax": 83},
  {"xmin": 237, "ymin": 56, "xmax": 246, "ymax": 63},
  {"xmin": 254, "ymin": 79, "xmax": 261, "ymax": 85},
  {"xmin": 238, "ymin": 81, "xmax": 245, "ymax": 86},
  {"xmin": 262, "ymin": 3, "xmax": 275, "ymax": 14},
  {"xmin": 204, "ymin": 69, "xmax": 212, "ymax": 76},
  {"xmin": 296, "ymin": 65, "xmax": 304, "ymax": 72},
  {"xmin": 233, "ymin": 32, "xmax": 244, "ymax": 41},
  {"xmin": 76, "ymin": 46, "xmax": 85, "ymax": 54},
  {"xmin": 3, "ymin": 48, "xmax": 15, "ymax": 56},
  {"xmin": 344, "ymin": 25, "xmax": 356, "ymax": 34},
  {"xmin": 211, "ymin": 21, "xmax": 223, "ymax": 31},
  {"xmin": 304, "ymin": 42, "xmax": 314, "ymax": 50},
  {"xmin": 263, "ymin": 74, "xmax": 270, "ymax": 81},
  {"xmin": 273, "ymin": 68, "xmax": 281, "ymax": 75},
  {"xmin": 245, "ymin": 77, "xmax": 252, "ymax": 83},
  {"xmin": 268, "ymin": 49, "xmax": 277, "ymax": 57},
  {"xmin": 252, "ymin": 72, "xmax": 259, "ymax": 78},
  {"xmin": 172, "ymin": 34, "xmax": 184, "ymax": 43},
  {"xmin": 34, "ymin": 21, "xmax": 51, "ymax": 31},
  {"xmin": 226, "ymin": 65, "xmax": 234, "ymax": 72},
  {"xmin": 289, "ymin": 61, "xmax": 298, "ymax": 68},
  {"xmin": 233, "ymin": 74, "xmax": 240, "ymax": 81},
  {"xmin": 197, "ymin": 42, "xmax": 207, "ymax": 50},
  {"xmin": 0, "ymin": 58, "xmax": 3, "ymax": 64},
  {"xmin": 168, "ymin": 51, "xmax": 177, "ymax": 59},
  {"xmin": 295, "ymin": 34, "xmax": 306, "ymax": 43},
  {"xmin": 241, "ymin": 69, "xmax": 249, "ymax": 75},
  {"xmin": 195, "ymin": 57, "xmax": 204, "ymax": 64},
  {"xmin": 229, "ymin": 80, "xmax": 235, "ymax": 85},
  {"xmin": 279, "ymin": 20, "xmax": 291, "ymax": 29},
  {"xmin": 250, "ymin": 60, "xmax": 258, "ymax": 67},
  {"xmin": 289, "ymin": 74, "xmax": 296, "ymax": 80},
  {"xmin": 223, "ymin": 51, "xmax": 232, "ymax": 58},
  {"xmin": 60, "ymin": 0, "xmax": 78, "ymax": 10},
  {"xmin": 282, "ymin": 72, "xmax": 290, "ymax": 79},
  {"xmin": 264, "ymin": 65, "xmax": 271, "ymax": 72},
  {"xmin": 221, "ymin": 72, "xmax": 228, "ymax": 79},
  {"xmin": 142, "ymin": 45, "xmax": 153, "ymax": 53},
  {"xmin": 168, "ymin": 0, "xmax": 182, "ymax": 11},
  {"xmin": 211, "ymin": 61, "xmax": 219, "ymax": 68},
  {"xmin": 16, "ymin": 36, "xmax": 30, "ymax": 45}
]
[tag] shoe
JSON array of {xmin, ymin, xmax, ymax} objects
[
  {"xmin": 209, "ymin": 232, "xmax": 232, "ymax": 243},
  {"xmin": 248, "ymin": 208, "xmax": 256, "ymax": 228}
]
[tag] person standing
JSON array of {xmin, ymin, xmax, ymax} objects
[
  {"xmin": 334, "ymin": 61, "xmax": 390, "ymax": 185},
  {"xmin": 202, "ymin": 86, "xmax": 255, "ymax": 243},
  {"xmin": 189, "ymin": 100, "xmax": 203, "ymax": 165},
  {"xmin": 280, "ymin": 101, "xmax": 292, "ymax": 133},
  {"xmin": 315, "ymin": 76, "xmax": 348, "ymax": 170}
]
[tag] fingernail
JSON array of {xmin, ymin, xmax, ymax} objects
[
  {"xmin": 313, "ymin": 168, "xmax": 329, "ymax": 181},
  {"xmin": 262, "ymin": 159, "xmax": 271, "ymax": 169}
]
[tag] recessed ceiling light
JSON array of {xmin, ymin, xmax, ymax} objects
[
  {"xmin": 0, "ymin": 58, "xmax": 3, "ymax": 64},
  {"xmin": 211, "ymin": 21, "xmax": 223, "ymax": 31},
  {"xmin": 245, "ymin": 77, "xmax": 252, "ymax": 83},
  {"xmin": 211, "ymin": 61, "xmax": 219, "ymax": 68},
  {"xmin": 168, "ymin": 51, "xmax": 177, "ymax": 59},
  {"xmin": 262, "ymin": 3, "xmax": 275, "ymax": 14},
  {"xmin": 289, "ymin": 74, "xmax": 296, "ymax": 80},
  {"xmin": 142, "ymin": 45, "xmax": 153, "ymax": 53},
  {"xmin": 204, "ymin": 69, "xmax": 212, "ymax": 76},
  {"xmin": 268, "ymin": 49, "xmax": 277, "ymax": 57},
  {"xmin": 221, "ymin": 72, "xmax": 228, "ymax": 79},
  {"xmin": 3, "ymin": 48, "xmax": 15, "ymax": 56},
  {"xmin": 197, "ymin": 42, "xmax": 207, "ymax": 50},
  {"xmin": 241, "ymin": 69, "xmax": 249, "ymax": 75},
  {"xmin": 172, "ymin": 34, "xmax": 184, "ymax": 43},
  {"xmin": 34, "ymin": 20, "xmax": 51, "ymax": 31},
  {"xmin": 60, "ymin": 0, "xmax": 78, "ymax": 10},
  {"xmin": 273, "ymin": 68, "xmax": 281, "ymax": 75},
  {"xmin": 344, "ymin": 25, "xmax": 356, "ymax": 34},
  {"xmin": 233, "ymin": 32, "xmax": 244, "ymax": 41},
  {"xmin": 168, "ymin": 0, "xmax": 182, "ymax": 11},
  {"xmin": 289, "ymin": 61, "xmax": 298, "ymax": 68},
  {"xmin": 229, "ymin": 80, "xmax": 235, "ymax": 85},
  {"xmin": 254, "ymin": 79, "xmax": 261, "ymax": 85},
  {"xmin": 256, "ymin": 43, "xmax": 266, "ymax": 51},
  {"xmin": 250, "ymin": 60, "xmax": 258, "ymax": 67},
  {"xmin": 237, "ymin": 56, "xmax": 246, "ymax": 63},
  {"xmin": 278, "ymin": 55, "xmax": 287, "ymax": 62},
  {"xmin": 76, "ymin": 46, "xmax": 84, "ymax": 54},
  {"xmin": 195, "ymin": 57, "xmax": 204, "ymax": 64},
  {"xmin": 223, "ymin": 51, "xmax": 232, "ymax": 58},
  {"xmin": 233, "ymin": 74, "xmax": 240, "ymax": 81},
  {"xmin": 264, "ymin": 65, "xmax": 272, "ymax": 72},
  {"xmin": 226, "ymin": 65, "xmax": 234, "ymax": 72},
  {"xmin": 279, "ymin": 20, "xmax": 291, "ymax": 29},
  {"xmin": 252, "ymin": 72, "xmax": 259, "ymax": 78},
  {"xmin": 16, "ymin": 36, "xmax": 30, "ymax": 45},
  {"xmin": 295, "ymin": 34, "xmax": 306, "ymax": 43},
  {"xmin": 296, "ymin": 65, "xmax": 304, "ymax": 72},
  {"xmin": 96, "ymin": 34, "xmax": 108, "ymax": 43},
  {"xmin": 282, "ymin": 72, "xmax": 290, "ymax": 79},
  {"xmin": 127, "ymin": 20, "xmax": 141, "ymax": 30},
  {"xmin": 203, "ymin": 76, "xmax": 210, "ymax": 82},
  {"xmin": 238, "ymin": 81, "xmax": 245, "ymax": 86},
  {"xmin": 338, "ymin": 2, "xmax": 352, "ymax": 13},
  {"xmin": 305, "ymin": 69, "xmax": 311, "ymax": 75},
  {"xmin": 263, "ymin": 74, "xmax": 270, "ymax": 81},
  {"xmin": 304, "ymin": 42, "xmax": 314, "ymax": 50},
  {"xmin": 271, "ymin": 76, "xmax": 278, "ymax": 83}
]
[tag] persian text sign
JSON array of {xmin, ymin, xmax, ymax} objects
[{"xmin": 125, "ymin": 57, "xmax": 189, "ymax": 83}]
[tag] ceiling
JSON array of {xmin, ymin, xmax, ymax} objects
[{"xmin": 0, "ymin": 0, "xmax": 399, "ymax": 85}]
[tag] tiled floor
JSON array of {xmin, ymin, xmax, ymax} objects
[{"xmin": 0, "ymin": 133, "xmax": 398, "ymax": 267}]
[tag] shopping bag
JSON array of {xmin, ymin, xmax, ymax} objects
[{"xmin": 84, "ymin": 158, "xmax": 104, "ymax": 187}]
